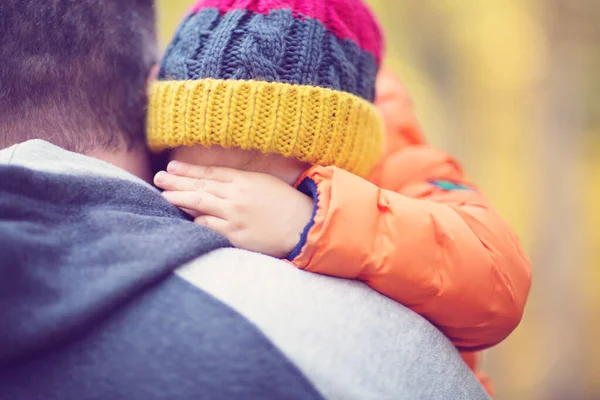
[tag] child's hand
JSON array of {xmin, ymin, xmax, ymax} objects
[{"xmin": 154, "ymin": 161, "xmax": 314, "ymax": 259}]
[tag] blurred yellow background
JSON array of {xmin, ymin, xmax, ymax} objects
[{"xmin": 156, "ymin": 1, "xmax": 600, "ymax": 399}]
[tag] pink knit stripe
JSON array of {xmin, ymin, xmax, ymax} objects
[{"xmin": 190, "ymin": 0, "xmax": 383, "ymax": 62}]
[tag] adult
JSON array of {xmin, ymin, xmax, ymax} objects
[{"xmin": 0, "ymin": 1, "xmax": 489, "ymax": 399}]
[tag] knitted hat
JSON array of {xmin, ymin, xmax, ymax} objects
[{"xmin": 148, "ymin": 0, "xmax": 385, "ymax": 178}]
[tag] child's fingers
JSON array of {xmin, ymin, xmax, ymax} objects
[
  {"xmin": 154, "ymin": 172, "xmax": 228, "ymax": 198},
  {"xmin": 161, "ymin": 191, "xmax": 229, "ymax": 218},
  {"xmin": 194, "ymin": 215, "xmax": 230, "ymax": 236},
  {"xmin": 166, "ymin": 161, "xmax": 236, "ymax": 182},
  {"xmin": 181, "ymin": 208, "xmax": 201, "ymax": 218}
]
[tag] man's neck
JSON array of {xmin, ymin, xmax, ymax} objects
[
  {"xmin": 1, "ymin": 121, "xmax": 155, "ymax": 183},
  {"xmin": 87, "ymin": 145, "xmax": 153, "ymax": 184}
]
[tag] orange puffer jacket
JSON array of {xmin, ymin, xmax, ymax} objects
[{"xmin": 291, "ymin": 69, "xmax": 532, "ymax": 397}]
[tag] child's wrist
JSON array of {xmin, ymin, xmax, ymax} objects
[{"xmin": 286, "ymin": 177, "xmax": 319, "ymax": 261}]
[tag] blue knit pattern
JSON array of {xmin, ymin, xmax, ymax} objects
[{"xmin": 160, "ymin": 8, "xmax": 379, "ymax": 102}]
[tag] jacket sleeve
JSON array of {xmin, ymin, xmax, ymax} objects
[{"xmin": 290, "ymin": 69, "xmax": 531, "ymax": 351}]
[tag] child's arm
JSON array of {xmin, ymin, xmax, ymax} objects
[
  {"xmin": 291, "ymin": 161, "xmax": 530, "ymax": 351},
  {"xmin": 289, "ymin": 70, "xmax": 531, "ymax": 351}
]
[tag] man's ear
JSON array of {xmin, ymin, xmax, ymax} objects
[{"xmin": 146, "ymin": 64, "xmax": 159, "ymax": 88}]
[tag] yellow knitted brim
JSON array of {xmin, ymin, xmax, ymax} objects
[{"xmin": 147, "ymin": 78, "xmax": 384, "ymax": 178}]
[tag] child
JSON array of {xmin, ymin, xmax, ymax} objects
[{"xmin": 149, "ymin": 0, "xmax": 531, "ymax": 395}]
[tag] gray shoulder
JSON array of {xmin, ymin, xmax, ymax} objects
[{"xmin": 176, "ymin": 249, "xmax": 489, "ymax": 400}]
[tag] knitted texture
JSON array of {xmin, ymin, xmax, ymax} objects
[
  {"xmin": 148, "ymin": 79, "xmax": 384, "ymax": 178},
  {"xmin": 160, "ymin": 8, "xmax": 379, "ymax": 102},
  {"xmin": 190, "ymin": 0, "xmax": 384, "ymax": 63},
  {"xmin": 148, "ymin": 0, "xmax": 385, "ymax": 177}
]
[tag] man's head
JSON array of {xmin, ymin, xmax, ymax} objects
[{"xmin": 0, "ymin": 0, "xmax": 157, "ymax": 153}]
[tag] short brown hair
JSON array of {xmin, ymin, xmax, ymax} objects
[{"xmin": 0, "ymin": 0, "xmax": 157, "ymax": 152}]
